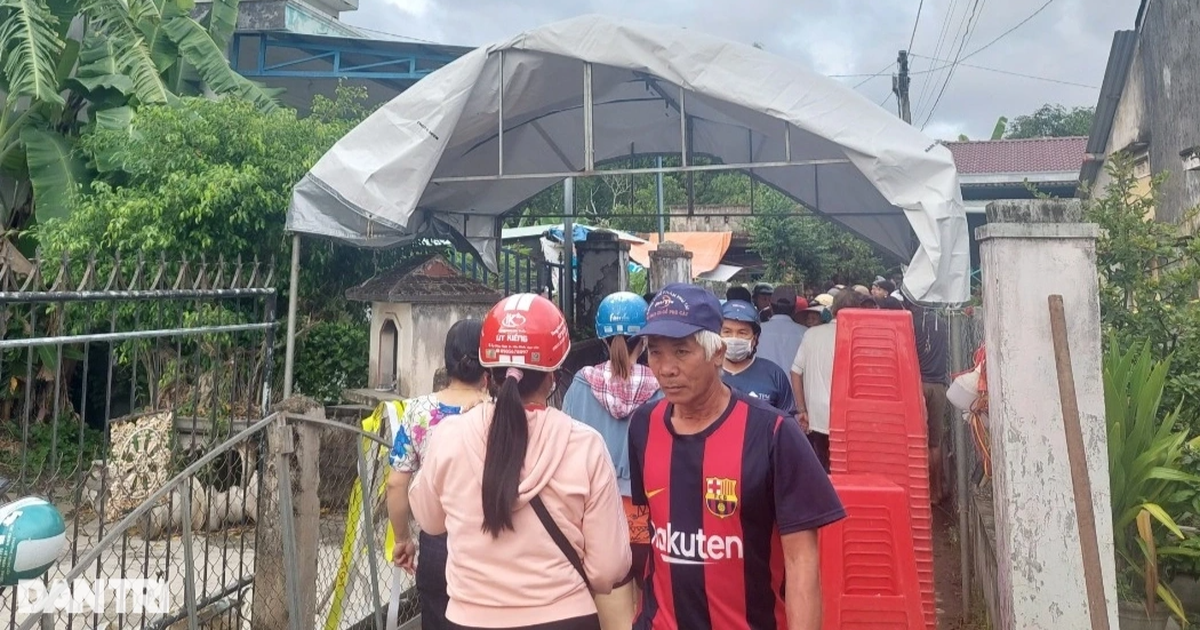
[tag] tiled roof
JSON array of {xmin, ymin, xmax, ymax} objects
[
  {"xmin": 346, "ymin": 255, "xmax": 502, "ymax": 304},
  {"xmin": 942, "ymin": 136, "xmax": 1088, "ymax": 175}
]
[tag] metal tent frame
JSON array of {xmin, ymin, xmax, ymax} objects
[
  {"xmin": 280, "ymin": 61, "xmax": 848, "ymax": 396},
  {"xmin": 281, "ymin": 16, "xmax": 970, "ymax": 395}
]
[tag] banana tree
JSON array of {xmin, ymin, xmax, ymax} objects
[{"xmin": 0, "ymin": 0, "xmax": 279, "ymax": 233}]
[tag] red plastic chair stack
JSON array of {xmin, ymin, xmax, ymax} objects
[
  {"xmin": 820, "ymin": 474, "xmax": 926, "ymax": 630},
  {"xmin": 827, "ymin": 309, "xmax": 935, "ymax": 629}
]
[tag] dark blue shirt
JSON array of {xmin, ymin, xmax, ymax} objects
[{"xmin": 722, "ymin": 358, "xmax": 798, "ymax": 419}]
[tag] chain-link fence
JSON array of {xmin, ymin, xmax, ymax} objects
[{"xmin": 304, "ymin": 409, "xmax": 411, "ymax": 630}]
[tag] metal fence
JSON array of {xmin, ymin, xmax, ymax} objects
[
  {"xmin": 309, "ymin": 408, "xmax": 413, "ymax": 630},
  {"xmin": 451, "ymin": 248, "xmax": 568, "ymax": 314},
  {"xmin": 0, "ymin": 253, "xmax": 287, "ymax": 629},
  {"xmin": 945, "ymin": 307, "xmax": 989, "ymax": 625}
]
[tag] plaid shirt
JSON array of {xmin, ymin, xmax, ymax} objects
[{"xmin": 579, "ymin": 362, "xmax": 660, "ymax": 419}]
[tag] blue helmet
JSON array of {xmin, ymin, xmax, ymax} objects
[
  {"xmin": 596, "ymin": 292, "xmax": 649, "ymax": 338},
  {"xmin": 721, "ymin": 300, "xmax": 759, "ymax": 324}
]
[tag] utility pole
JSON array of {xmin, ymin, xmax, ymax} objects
[{"xmin": 893, "ymin": 50, "xmax": 912, "ymax": 124}]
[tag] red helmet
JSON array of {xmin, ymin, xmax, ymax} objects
[{"xmin": 480, "ymin": 294, "xmax": 570, "ymax": 371}]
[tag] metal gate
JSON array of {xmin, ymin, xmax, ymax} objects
[{"xmin": 0, "ymin": 253, "xmax": 280, "ymax": 629}]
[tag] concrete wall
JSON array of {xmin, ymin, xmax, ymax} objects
[
  {"xmin": 369, "ymin": 302, "xmax": 493, "ymax": 398},
  {"xmin": 977, "ymin": 205, "xmax": 1118, "ymax": 629},
  {"xmin": 667, "ymin": 205, "xmax": 751, "ymax": 234},
  {"xmin": 1137, "ymin": 0, "xmax": 1200, "ymax": 224},
  {"xmin": 1093, "ymin": 40, "xmax": 1149, "ymax": 196}
]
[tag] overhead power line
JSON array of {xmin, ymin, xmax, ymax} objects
[
  {"xmin": 917, "ymin": 0, "xmax": 1060, "ymax": 127},
  {"xmin": 958, "ymin": 0, "xmax": 1060, "ymax": 64},
  {"xmin": 827, "ymin": 70, "xmax": 892, "ymax": 78},
  {"xmin": 920, "ymin": 0, "xmax": 984, "ymax": 129},
  {"xmin": 908, "ymin": 54, "xmax": 1098, "ymax": 89},
  {"xmin": 828, "ymin": 62, "xmax": 896, "ymax": 88},
  {"xmin": 908, "ymin": 0, "xmax": 927, "ymax": 51},
  {"xmin": 914, "ymin": 0, "xmax": 961, "ymax": 115}
]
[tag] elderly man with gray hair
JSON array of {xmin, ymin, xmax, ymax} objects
[{"xmin": 626, "ymin": 283, "xmax": 844, "ymax": 630}]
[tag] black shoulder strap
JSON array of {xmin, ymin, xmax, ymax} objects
[{"xmin": 529, "ymin": 495, "xmax": 593, "ymax": 593}]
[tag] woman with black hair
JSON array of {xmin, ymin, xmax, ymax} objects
[
  {"xmin": 410, "ymin": 294, "xmax": 631, "ymax": 630},
  {"xmin": 386, "ymin": 319, "xmax": 490, "ymax": 629}
]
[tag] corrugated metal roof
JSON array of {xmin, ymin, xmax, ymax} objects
[
  {"xmin": 942, "ymin": 137, "xmax": 1088, "ymax": 175},
  {"xmin": 1080, "ymin": 30, "xmax": 1139, "ymax": 188}
]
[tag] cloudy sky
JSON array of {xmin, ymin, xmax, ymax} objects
[{"xmin": 341, "ymin": 0, "xmax": 1139, "ymax": 141}]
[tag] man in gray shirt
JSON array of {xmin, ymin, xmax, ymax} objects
[{"xmin": 757, "ymin": 285, "xmax": 808, "ymax": 371}]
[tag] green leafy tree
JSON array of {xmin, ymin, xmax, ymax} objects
[
  {"xmin": 0, "ymin": 0, "xmax": 278, "ymax": 235},
  {"xmin": 507, "ymin": 161, "xmax": 887, "ymax": 287},
  {"xmin": 506, "ymin": 156, "xmax": 689, "ymax": 234},
  {"xmin": 32, "ymin": 88, "xmax": 439, "ymax": 405},
  {"xmin": 747, "ymin": 199, "xmax": 888, "ymax": 288},
  {"xmin": 1003, "ymin": 103, "xmax": 1095, "ymax": 139},
  {"xmin": 36, "ymin": 87, "xmax": 407, "ymax": 317},
  {"xmin": 1086, "ymin": 153, "xmax": 1200, "ymax": 426}
]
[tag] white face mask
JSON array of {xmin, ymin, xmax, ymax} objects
[{"xmin": 723, "ymin": 337, "xmax": 753, "ymax": 362}]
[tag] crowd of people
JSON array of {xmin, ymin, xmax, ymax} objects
[
  {"xmin": 382, "ymin": 276, "xmax": 948, "ymax": 630},
  {"xmin": 720, "ymin": 278, "xmax": 950, "ymax": 501}
]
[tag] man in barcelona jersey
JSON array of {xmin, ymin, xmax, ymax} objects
[{"xmin": 627, "ymin": 283, "xmax": 846, "ymax": 630}]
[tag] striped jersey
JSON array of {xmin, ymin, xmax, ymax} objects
[{"xmin": 628, "ymin": 392, "xmax": 845, "ymax": 629}]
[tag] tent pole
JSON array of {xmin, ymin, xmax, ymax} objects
[
  {"xmin": 679, "ymin": 88, "xmax": 687, "ymax": 167},
  {"xmin": 283, "ymin": 233, "xmax": 301, "ymax": 399},
  {"xmin": 748, "ymin": 130, "xmax": 755, "ymax": 217},
  {"xmin": 562, "ymin": 178, "xmax": 575, "ymax": 322},
  {"xmin": 686, "ymin": 115, "xmax": 695, "ymax": 217},
  {"xmin": 583, "ymin": 63, "xmax": 594, "ymax": 171},
  {"xmin": 784, "ymin": 121, "xmax": 792, "ymax": 161},
  {"xmin": 656, "ymin": 156, "xmax": 665, "ymax": 241},
  {"xmin": 498, "ymin": 51, "xmax": 505, "ymax": 175}
]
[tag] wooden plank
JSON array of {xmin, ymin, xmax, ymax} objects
[{"xmin": 1048, "ymin": 295, "xmax": 1111, "ymax": 630}]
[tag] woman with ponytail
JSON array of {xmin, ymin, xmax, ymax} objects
[
  {"xmin": 410, "ymin": 294, "xmax": 630, "ymax": 630},
  {"xmin": 386, "ymin": 319, "xmax": 489, "ymax": 629},
  {"xmin": 561, "ymin": 292, "xmax": 660, "ymax": 629}
]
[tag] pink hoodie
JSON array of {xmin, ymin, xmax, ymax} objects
[{"xmin": 409, "ymin": 403, "xmax": 632, "ymax": 628}]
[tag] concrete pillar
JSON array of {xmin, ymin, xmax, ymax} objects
[
  {"xmin": 253, "ymin": 396, "xmax": 323, "ymax": 630},
  {"xmin": 648, "ymin": 241, "xmax": 693, "ymax": 292},
  {"xmin": 976, "ymin": 199, "xmax": 1117, "ymax": 629},
  {"xmin": 575, "ymin": 230, "xmax": 630, "ymax": 325}
]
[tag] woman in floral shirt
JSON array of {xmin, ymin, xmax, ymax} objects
[{"xmin": 386, "ymin": 319, "xmax": 489, "ymax": 629}]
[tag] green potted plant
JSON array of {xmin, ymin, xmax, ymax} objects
[{"xmin": 1106, "ymin": 341, "xmax": 1200, "ymax": 628}]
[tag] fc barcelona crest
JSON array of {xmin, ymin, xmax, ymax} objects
[{"xmin": 705, "ymin": 477, "xmax": 739, "ymax": 518}]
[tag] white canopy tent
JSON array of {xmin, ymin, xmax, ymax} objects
[{"xmin": 288, "ymin": 14, "xmax": 970, "ymax": 307}]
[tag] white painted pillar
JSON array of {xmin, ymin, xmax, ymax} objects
[
  {"xmin": 977, "ymin": 199, "xmax": 1118, "ymax": 629},
  {"xmin": 648, "ymin": 241, "xmax": 693, "ymax": 292}
]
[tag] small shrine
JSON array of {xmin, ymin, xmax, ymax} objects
[{"xmin": 345, "ymin": 254, "xmax": 502, "ymax": 398}]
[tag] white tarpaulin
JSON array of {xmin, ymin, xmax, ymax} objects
[{"xmin": 288, "ymin": 14, "xmax": 970, "ymax": 303}]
